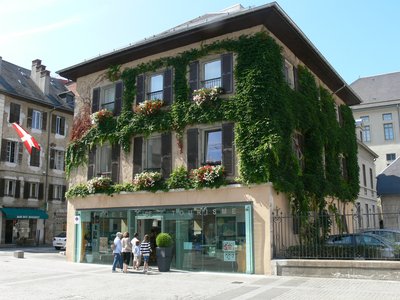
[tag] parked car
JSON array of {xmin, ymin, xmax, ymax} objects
[
  {"xmin": 326, "ymin": 233, "xmax": 396, "ymax": 259},
  {"xmin": 53, "ymin": 232, "xmax": 66, "ymax": 250},
  {"xmin": 361, "ymin": 229, "xmax": 400, "ymax": 245}
]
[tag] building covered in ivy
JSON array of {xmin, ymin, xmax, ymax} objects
[{"xmin": 59, "ymin": 3, "xmax": 360, "ymax": 274}]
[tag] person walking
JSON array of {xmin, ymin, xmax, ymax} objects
[
  {"xmin": 131, "ymin": 233, "xmax": 140, "ymax": 268},
  {"xmin": 133, "ymin": 240, "xmax": 141, "ymax": 270},
  {"xmin": 140, "ymin": 234, "xmax": 152, "ymax": 273},
  {"xmin": 112, "ymin": 232, "xmax": 123, "ymax": 272},
  {"xmin": 121, "ymin": 232, "xmax": 132, "ymax": 273}
]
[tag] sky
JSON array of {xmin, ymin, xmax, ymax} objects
[{"xmin": 0, "ymin": 0, "xmax": 399, "ymax": 84}]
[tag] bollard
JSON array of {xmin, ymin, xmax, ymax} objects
[{"xmin": 14, "ymin": 250, "xmax": 24, "ymax": 258}]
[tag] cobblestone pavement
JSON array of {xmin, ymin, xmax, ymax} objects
[{"xmin": 1, "ymin": 247, "xmax": 400, "ymax": 299}]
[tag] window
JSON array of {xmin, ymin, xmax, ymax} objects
[
  {"xmin": 283, "ymin": 60, "xmax": 295, "ymax": 89},
  {"xmin": 369, "ymin": 168, "xmax": 374, "ymax": 190},
  {"xmin": 386, "ymin": 153, "xmax": 396, "ymax": 162},
  {"xmin": 97, "ymin": 144, "xmax": 112, "ymax": 176},
  {"xmin": 362, "ymin": 164, "xmax": 366, "ymax": 187},
  {"xmin": 292, "ymin": 131, "xmax": 305, "ymax": 169},
  {"xmin": 203, "ymin": 59, "xmax": 221, "ymax": 88},
  {"xmin": 50, "ymin": 149, "xmax": 65, "ymax": 170},
  {"xmin": 383, "ymin": 113, "xmax": 392, "ymax": 121},
  {"xmin": 360, "ymin": 116, "xmax": 369, "ymax": 123},
  {"xmin": 9, "ymin": 102, "xmax": 20, "ymax": 123},
  {"xmin": 5, "ymin": 179, "xmax": 16, "ymax": 196},
  {"xmin": 53, "ymin": 115, "xmax": 65, "ymax": 135},
  {"xmin": 31, "ymin": 110, "xmax": 42, "ymax": 130},
  {"xmin": 365, "ymin": 204, "xmax": 370, "ymax": 228},
  {"xmin": 384, "ymin": 123, "xmax": 394, "ymax": 140},
  {"xmin": 30, "ymin": 147, "xmax": 40, "ymax": 167},
  {"xmin": 145, "ymin": 136, "xmax": 162, "ymax": 171},
  {"xmin": 363, "ymin": 125, "xmax": 371, "ymax": 142},
  {"xmin": 204, "ymin": 130, "xmax": 222, "ymax": 164},
  {"xmin": 30, "ymin": 182, "xmax": 39, "ymax": 198},
  {"xmin": 148, "ymin": 74, "xmax": 164, "ymax": 100},
  {"xmin": 6, "ymin": 141, "xmax": 18, "ymax": 163},
  {"xmin": 101, "ymin": 85, "xmax": 116, "ymax": 111},
  {"xmin": 53, "ymin": 185, "xmax": 63, "ymax": 200}
]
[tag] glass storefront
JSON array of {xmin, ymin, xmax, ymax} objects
[{"xmin": 75, "ymin": 203, "xmax": 253, "ymax": 273}]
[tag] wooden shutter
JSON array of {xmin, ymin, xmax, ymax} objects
[
  {"xmin": 23, "ymin": 182, "xmax": 29, "ymax": 199},
  {"xmin": 114, "ymin": 81, "xmax": 123, "ymax": 116},
  {"xmin": 92, "ymin": 87, "xmax": 100, "ymax": 113},
  {"xmin": 42, "ymin": 112, "xmax": 47, "ymax": 131},
  {"xmin": 189, "ymin": 61, "xmax": 199, "ymax": 99},
  {"xmin": 62, "ymin": 185, "xmax": 66, "ymax": 202},
  {"xmin": 133, "ymin": 137, "xmax": 143, "ymax": 176},
  {"xmin": 187, "ymin": 128, "xmax": 199, "ymax": 171},
  {"xmin": 9, "ymin": 103, "xmax": 20, "ymax": 123},
  {"xmin": 38, "ymin": 183, "xmax": 44, "ymax": 200},
  {"xmin": 87, "ymin": 146, "xmax": 96, "ymax": 180},
  {"xmin": 50, "ymin": 149, "xmax": 55, "ymax": 169},
  {"xmin": 222, "ymin": 123, "xmax": 235, "ymax": 176},
  {"xmin": 163, "ymin": 68, "xmax": 173, "ymax": 106},
  {"xmin": 0, "ymin": 139, "xmax": 7, "ymax": 161},
  {"xmin": 60, "ymin": 117, "xmax": 65, "ymax": 135},
  {"xmin": 0, "ymin": 178, "xmax": 4, "ymax": 197},
  {"xmin": 27, "ymin": 108, "xmax": 33, "ymax": 128},
  {"xmin": 48, "ymin": 184, "xmax": 54, "ymax": 201},
  {"xmin": 111, "ymin": 144, "xmax": 120, "ymax": 183},
  {"xmin": 293, "ymin": 66, "xmax": 299, "ymax": 91},
  {"xmin": 51, "ymin": 114, "xmax": 57, "ymax": 133},
  {"xmin": 221, "ymin": 53, "xmax": 233, "ymax": 93},
  {"xmin": 161, "ymin": 133, "xmax": 172, "ymax": 178},
  {"xmin": 15, "ymin": 180, "xmax": 20, "ymax": 198},
  {"xmin": 136, "ymin": 74, "xmax": 145, "ymax": 104},
  {"xmin": 30, "ymin": 148, "xmax": 40, "ymax": 167},
  {"xmin": 18, "ymin": 142, "xmax": 23, "ymax": 164}
]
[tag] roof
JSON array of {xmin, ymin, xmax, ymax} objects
[
  {"xmin": 58, "ymin": 2, "xmax": 360, "ymax": 106},
  {"xmin": 0, "ymin": 59, "xmax": 74, "ymax": 113},
  {"xmin": 350, "ymin": 72, "xmax": 400, "ymax": 106},
  {"xmin": 377, "ymin": 157, "xmax": 400, "ymax": 196}
]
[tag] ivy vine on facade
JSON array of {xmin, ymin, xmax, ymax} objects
[{"xmin": 66, "ymin": 32, "xmax": 359, "ymax": 214}]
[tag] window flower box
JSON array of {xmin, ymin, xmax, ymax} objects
[
  {"xmin": 192, "ymin": 87, "xmax": 223, "ymax": 106},
  {"xmin": 134, "ymin": 99, "xmax": 164, "ymax": 115},
  {"xmin": 133, "ymin": 171, "xmax": 163, "ymax": 191},
  {"xmin": 90, "ymin": 109, "xmax": 114, "ymax": 125},
  {"xmin": 191, "ymin": 165, "xmax": 225, "ymax": 189}
]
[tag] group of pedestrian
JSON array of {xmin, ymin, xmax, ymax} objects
[{"xmin": 112, "ymin": 232, "xmax": 152, "ymax": 273}]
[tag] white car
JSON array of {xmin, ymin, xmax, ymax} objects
[{"xmin": 53, "ymin": 232, "xmax": 66, "ymax": 250}]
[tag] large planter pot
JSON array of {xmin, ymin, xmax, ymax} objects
[{"xmin": 156, "ymin": 247, "xmax": 173, "ymax": 272}]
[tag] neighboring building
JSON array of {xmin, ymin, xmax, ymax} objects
[
  {"xmin": 351, "ymin": 72, "xmax": 400, "ymax": 174},
  {"xmin": 59, "ymin": 3, "xmax": 360, "ymax": 274},
  {"xmin": 377, "ymin": 157, "xmax": 400, "ymax": 228},
  {"xmin": 0, "ymin": 57, "xmax": 74, "ymax": 245},
  {"xmin": 354, "ymin": 119, "xmax": 379, "ymax": 228}
]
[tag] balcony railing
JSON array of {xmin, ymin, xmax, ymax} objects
[
  {"xmin": 201, "ymin": 77, "xmax": 221, "ymax": 89},
  {"xmin": 146, "ymin": 90, "xmax": 163, "ymax": 101}
]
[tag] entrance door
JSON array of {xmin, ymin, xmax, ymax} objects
[
  {"xmin": 135, "ymin": 216, "xmax": 163, "ymax": 263},
  {"xmin": 5, "ymin": 220, "xmax": 14, "ymax": 244}
]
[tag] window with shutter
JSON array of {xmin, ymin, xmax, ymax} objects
[
  {"xmin": 221, "ymin": 53, "xmax": 233, "ymax": 93},
  {"xmin": 161, "ymin": 133, "xmax": 172, "ymax": 178},
  {"xmin": 53, "ymin": 115, "xmax": 65, "ymax": 135},
  {"xmin": 187, "ymin": 128, "xmax": 199, "ymax": 171},
  {"xmin": 30, "ymin": 147, "xmax": 40, "ymax": 167},
  {"xmin": 144, "ymin": 136, "xmax": 162, "ymax": 172},
  {"xmin": 92, "ymin": 88, "xmax": 100, "ymax": 113},
  {"xmin": 222, "ymin": 123, "xmax": 235, "ymax": 176},
  {"xmin": 133, "ymin": 137, "xmax": 143, "ymax": 176},
  {"xmin": 114, "ymin": 82, "xmax": 123, "ymax": 115},
  {"xmin": 111, "ymin": 144, "xmax": 120, "ymax": 183},
  {"xmin": 31, "ymin": 110, "xmax": 42, "ymax": 130},
  {"xmin": 189, "ymin": 61, "xmax": 199, "ymax": 99},
  {"xmin": 148, "ymin": 74, "xmax": 163, "ymax": 101},
  {"xmin": 136, "ymin": 75, "xmax": 145, "ymax": 104},
  {"xmin": 96, "ymin": 144, "xmax": 112, "ymax": 177},
  {"xmin": 87, "ymin": 146, "xmax": 96, "ymax": 180},
  {"xmin": 163, "ymin": 69, "xmax": 173, "ymax": 105}
]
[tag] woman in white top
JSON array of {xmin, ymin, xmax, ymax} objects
[{"xmin": 121, "ymin": 232, "xmax": 132, "ymax": 273}]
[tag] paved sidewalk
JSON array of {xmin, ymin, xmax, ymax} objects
[{"xmin": 0, "ymin": 248, "xmax": 400, "ymax": 299}]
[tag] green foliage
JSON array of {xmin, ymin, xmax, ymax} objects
[
  {"xmin": 156, "ymin": 233, "xmax": 173, "ymax": 247},
  {"xmin": 166, "ymin": 166, "xmax": 191, "ymax": 190},
  {"xmin": 66, "ymin": 32, "xmax": 359, "ymax": 215},
  {"xmin": 191, "ymin": 165, "xmax": 226, "ymax": 189}
]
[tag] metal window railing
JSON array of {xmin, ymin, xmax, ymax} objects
[
  {"xmin": 201, "ymin": 77, "xmax": 221, "ymax": 89},
  {"xmin": 146, "ymin": 91, "xmax": 163, "ymax": 101}
]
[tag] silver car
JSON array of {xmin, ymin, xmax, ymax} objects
[{"xmin": 53, "ymin": 232, "xmax": 66, "ymax": 250}]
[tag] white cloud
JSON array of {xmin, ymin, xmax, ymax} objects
[{"xmin": 0, "ymin": 16, "xmax": 80, "ymax": 42}]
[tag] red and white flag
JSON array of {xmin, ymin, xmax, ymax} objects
[{"xmin": 11, "ymin": 122, "xmax": 41, "ymax": 154}]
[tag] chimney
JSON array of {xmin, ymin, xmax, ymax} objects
[{"xmin": 31, "ymin": 59, "xmax": 50, "ymax": 95}]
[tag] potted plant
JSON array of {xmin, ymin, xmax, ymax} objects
[{"xmin": 156, "ymin": 233, "xmax": 173, "ymax": 272}]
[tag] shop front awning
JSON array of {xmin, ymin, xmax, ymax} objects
[{"xmin": 0, "ymin": 208, "xmax": 48, "ymax": 220}]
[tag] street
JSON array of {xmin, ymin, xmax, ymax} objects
[{"xmin": 1, "ymin": 247, "xmax": 400, "ymax": 299}]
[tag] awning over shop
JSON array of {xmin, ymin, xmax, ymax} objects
[{"xmin": 0, "ymin": 208, "xmax": 48, "ymax": 219}]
